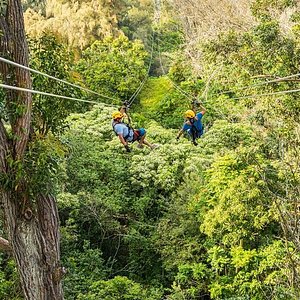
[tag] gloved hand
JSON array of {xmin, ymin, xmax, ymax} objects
[
  {"xmin": 122, "ymin": 101, "xmax": 130, "ymax": 110},
  {"xmin": 176, "ymin": 136, "xmax": 180, "ymax": 141},
  {"xmin": 124, "ymin": 145, "xmax": 131, "ymax": 152}
]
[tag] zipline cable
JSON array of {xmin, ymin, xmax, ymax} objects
[
  {"xmin": 127, "ymin": 33, "xmax": 156, "ymax": 107},
  {"xmin": 157, "ymin": 40, "xmax": 300, "ymax": 102},
  {"xmin": 157, "ymin": 35, "xmax": 197, "ymax": 101},
  {"xmin": 230, "ymin": 87, "xmax": 300, "ymax": 101},
  {"xmin": 157, "ymin": 32, "xmax": 295, "ymax": 119},
  {"xmin": 0, "ymin": 56, "xmax": 119, "ymax": 102},
  {"xmin": 154, "ymin": 1, "xmax": 199, "ymax": 102},
  {"xmin": 0, "ymin": 83, "xmax": 116, "ymax": 107},
  {"xmin": 152, "ymin": 6, "xmax": 300, "ymax": 101},
  {"xmin": 106, "ymin": 0, "xmax": 197, "ymax": 108},
  {"xmin": 157, "ymin": 41, "xmax": 300, "ymax": 101},
  {"xmin": 213, "ymin": 72, "xmax": 300, "ymax": 98},
  {"xmin": 155, "ymin": 0, "xmax": 229, "ymax": 122},
  {"xmin": 201, "ymin": 64, "xmax": 223, "ymax": 101}
]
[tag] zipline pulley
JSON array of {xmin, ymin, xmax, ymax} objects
[{"xmin": 120, "ymin": 101, "xmax": 132, "ymax": 126}]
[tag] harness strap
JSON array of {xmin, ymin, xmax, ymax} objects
[
  {"xmin": 190, "ymin": 119, "xmax": 198, "ymax": 143},
  {"xmin": 112, "ymin": 122, "xmax": 134, "ymax": 140}
]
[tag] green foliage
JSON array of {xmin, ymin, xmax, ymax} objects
[
  {"xmin": 137, "ymin": 77, "xmax": 207, "ymax": 129},
  {"xmin": 58, "ymin": 105, "xmax": 168, "ymax": 287},
  {"xmin": 199, "ymin": 149, "xmax": 278, "ymax": 246},
  {"xmin": 0, "ymin": 255, "xmax": 22, "ymax": 300},
  {"xmin": 0, "ymin": 89, "xmax": 5, "ymax": 118},
  {"xmin": 137, "ymin": 76, "xmax": 188, "ymax": 128},
  {"xmin": 24, "ymin": 134, "xmax": 68, "ymax": 195},
  {"xmin": 251, "ymin": 0, "xmax": 297, "ymax": 21},
  {"xmin": 62, "ymin": 241, "xmax": 107, "ymax": 299},
  {"xmin": 76, "ymin": 35, "xmax": 148, "ymax": 102},
  {"xmin": 254, "ymin": 21, "xmax": 281, "ymax": 44},
  {"xmin": 138, "ymin": 77, "xmax": 172, "ymax": 113},
  {"xmin": 154, "ymin": 91, "xmax": 193, "ymax": 129},
  {"xmin": 29, "ymin": 34, "xmax": 85, "ymax": 135},
  {"xmin": 201, "ymin": 19, "xmax": 300, "ymax": 131},
  {"xmin": 22, "ymin": 0, "xmax": 45, "ymax": 13},
  {"xmin": 129, "ymin": 144, "xmax": 189, "ymax": 194},
  {"xmin": 0, "ymin": 133, "xmax": 67, "ymax": 196},
  {"xmin": 168, "ymin": 263, "xmax": 211, "ymax": 299},
  {"xmin": 15, "ymin": 2, "xmax": 300, "ymax": 298},
  {"xmin": 155, "ymin": 21, "xmax": 184, "ymax": 53},
  {"xmin": 24, "ymin": 0, "xmax": 119, "ymax": 49},
  {"xmin": 77, "ymin": 276, "xmax": 162, "ymax": 300},
  {"xmin": 57, "ymin": 99, "xmax": 299, "ymax": 299},
  {"xmin": 117, "ymin": 0, "xmax": 153, "ymax": 44},
  {"xmin": 168, "ymin": 57, "xmax": 195, "ymax": 85},
  {"xmin": 208, "ymin": 241, "xmax": 292, "ymax": 299},
  {"xmin": 199, "ymin": 120, "xmax": 256, "ymax": 155}
]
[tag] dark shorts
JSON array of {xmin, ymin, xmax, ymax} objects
[{"xmin": 133, "ymin": 128, "xmax": 146, "ymax": 142}]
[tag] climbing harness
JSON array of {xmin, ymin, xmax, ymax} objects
[
  {"xmin": 112, "ymin": 121, "xmax": 134, "ymax": 141},
  {"xmin": 192, "ymin": 100, "xmax": 204, "ymax": 136},
  {"xmin": 189, "ymin": 118, "xmax": 198, "ymax": 145},
  {"xmin": 112, "ymin": 101, "xmax": 137, "ymax": 141}
]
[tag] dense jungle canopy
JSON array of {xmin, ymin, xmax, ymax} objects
[{"xmin": 0, "ymin": 0, "xmax": 300, "ymax": 299}]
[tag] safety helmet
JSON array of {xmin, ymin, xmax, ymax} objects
[
  {"xmin": 112, "ymin": 111, "xmax": 123, "ymax": 120},
  {"xmin": 184, "ymin": 110, "xmax": 195, "ymax": 118}
]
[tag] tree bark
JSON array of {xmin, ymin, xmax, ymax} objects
[
  {"xmin": 0, "ymin": 1, "xmax": 64, "ymax": 299},
  {"xmin": 1, "ymin": 192, "xmax": 64, "ymax": 299},
  {"xmin": 0, "ymin": 0, "xmax": 32, "ymax": 159}
]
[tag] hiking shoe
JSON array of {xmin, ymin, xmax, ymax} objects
[
  {"xmin": 137, "ymin": 144, "xmax": 144, "ymax": 149},
  {"xmin": 151, "ymin": 144, "xmax": 159, "ymax": 150}
]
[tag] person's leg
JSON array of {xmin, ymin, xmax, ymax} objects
[
  {"xmin": 136, "ymin": 128, "xmax": 159, "ymax": 149},
  {"xmin": 138, "ymin": 133, "xmax": 152, "ymax": 148},
  {"xmin": 142, "ymin": 137, "xmax": 153, "ymax": 148},
  {"xmin": 139, "ymin": 133, "xmax": 146, "ymax": 147},
  {"xmin": 137, "ymin": 128, "xmax": 148, "ymax": 148}
]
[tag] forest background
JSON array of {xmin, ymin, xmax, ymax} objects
[{"xmin": 1, "ymin": 0, "xmax": 300, "ymax": 299}]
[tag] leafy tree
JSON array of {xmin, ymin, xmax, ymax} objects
[
  {"xmin": 117, "ymin": 0, "xmax": 153, "ymax": 44},
  {"xmin": 200, "ymin": 20, "xmax": 300, "ymax": 296},
  {"xmin": 22, "ymin": 0, "xmax": 45, "ymax": 14},
  {"xmin": 4, "ymin": 1, "xmax": 299, "ymax": 298},
  {"xmin": 24, "ymin": 0, "xmax": 120, "ymax": 50},
  {"xmin": 251, "ymin": 0, "xmax": 297, "ymax": 21},
  {"xmin": 76, "ymin": 35, "xmax": 148, "ymax": 102},
  {"xmin": 62, "ymin": 240, "xmax": 108, "ymax": 299},
  {"xmin": 0, "ymin": 254, "xmax": 22, "ymax": 300},
  {"xmin": 77, "ymin": 276, "xmax": 162, "ymax": 300},
  {"xmin": 29, "ymin": 34, "xmax": 85, "ymax": 135},
  {"xmin": 0, "ymin": 0, "xmax": 64, "ymax": 298}
]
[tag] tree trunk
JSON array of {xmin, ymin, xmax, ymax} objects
[
  {"xmin": 0, "ymin": 1, "xmax": 64, "ymax": 299},
  {"xmin": 1, "ymin": 191, "xmax": 64, "ymax": 299}
]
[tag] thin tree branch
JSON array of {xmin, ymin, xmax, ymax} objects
[{"xmin": 0, "ymin": 236, "xmax": 11, "ymax": 251}]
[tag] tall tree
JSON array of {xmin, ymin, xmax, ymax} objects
[{"xmin": 0, "ymin": 1, "xmax": 64, "ymax": 299}]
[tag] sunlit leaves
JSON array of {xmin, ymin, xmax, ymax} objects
[
  {"xmin": 76, "ymin": 35, "xmax": 148, "ymax": 102},
  {"xmin": 29, "ymin": 34, "xmax": 85, "ymax": 135}
]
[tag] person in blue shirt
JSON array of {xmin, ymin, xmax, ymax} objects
[
  {"xmin": 176, "ymin": 104, "xmax": 206, "ymax": 146},
  {"xmin": 112, "ymin": 111, "xmax": 158, "ymax": 152}
]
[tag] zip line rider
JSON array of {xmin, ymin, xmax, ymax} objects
[
  {"xmin": 112, "ymin": 105, "xmax": 158, "ymax": 153},
  {"xmin": 176, "ymin": 102, "xmax": 206, "ymax": 146}
]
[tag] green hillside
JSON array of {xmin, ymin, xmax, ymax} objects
[{"xmin": 1, "ymin": 1, "xmax": 300, "ymax": 300}]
